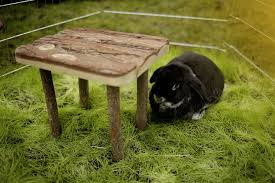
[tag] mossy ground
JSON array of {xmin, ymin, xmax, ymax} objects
[{"xmin": 0, "ymin": 1, "xmax": 275, "ymax": 182}]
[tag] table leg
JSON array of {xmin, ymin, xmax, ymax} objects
[
  {"xmin": 40, "ymin": 69, "xmax": 61, "ymax": 137},
  {"xmin": 79, "ymin": 78, "xmax": 90, "ymax": 109},
  {"xmin": 136, "ymin": 70, "xmax": 148, "ymax": 130},
  {"xmin": 107, "ymin": 86, "xmax": 124, "ymax": 161}
]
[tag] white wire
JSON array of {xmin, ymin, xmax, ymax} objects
[
  {"xmin": 0, "ymin": 10, "xmax": 230, "ymax": 44},
  {"xmin": 0, "ymin": 11, "xmax": 102, "ymax": 43},
  {"xmin": 225, "ymin": 42, "xmax": 275, "ymax": 84},
  {"xmin": 254, "ymin": 0, "xmax": 275, "ymax": 9},
  {"xmin": 104, "ymin": 10, "xmax": 229, "ymax": 22},
  {"xmin": 0, "ymin": 9, "xmax": 228, "ymax": 78},
  {"xmin": 231, "ymin": 15, "xmax": 275, "ymax": 44},
  {"xmin": 0, "ymin": 11, "xmax": 101, "ymax": 78},
  {"xmin": 170, "ymin": 41, "xmax": 226, "ymax": 52},
  {"xmin": 0, "ymin": 65, "xmax": 30, "ymax": 78},
  {"xmin": 0, "ymin": 0, "xmax": 35, "ymax": 8},
  {"xmin": 0, "ymin": 41, "xmax": 225, "ymax": 78}
]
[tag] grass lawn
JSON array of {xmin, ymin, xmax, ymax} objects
[
  {"xmin": 1, "ymin": 47, "xmax": 274, "ymax": 182},
  {"xmin": 0, "ymin": 0, "xmax": 275, "ymax": 182}
]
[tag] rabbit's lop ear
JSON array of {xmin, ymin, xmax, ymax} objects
[
  {"xmin": 174, "ymin": 63, "xmax": 210, "ymax": 103},
  {"xmin": 150, "ymin": 66, "xmax": 164, "ymax": 83},
  {"xmin": 185, "ymin": 71, "xmax": 210, "ymax": 103}
]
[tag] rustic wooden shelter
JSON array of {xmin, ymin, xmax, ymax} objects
[{"xmin": 15, "ymin": 28, "xmax": 169, "ymax": 161}]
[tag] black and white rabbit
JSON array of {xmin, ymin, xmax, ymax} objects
[{"xmin": 149, "ymin": 52, "xmax": 224, "ymax": 120}]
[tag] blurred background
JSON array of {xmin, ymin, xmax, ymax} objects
[{"xmin": 0, "ymin": 0, "xmax": 274, "ymax": 81}]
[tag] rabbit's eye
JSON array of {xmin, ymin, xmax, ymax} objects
[{"xmin": 172, "ymin": 83, "xmax": 180, "ymax": 91}]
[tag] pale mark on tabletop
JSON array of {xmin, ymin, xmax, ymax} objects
[{"xmin": 52, "ymin": 54, "xmax": 77, "ymax": 61}]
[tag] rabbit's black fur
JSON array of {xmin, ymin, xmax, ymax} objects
[{"xmin": 149, "ymin": 52, "xmax": 224, "ymax": 120}]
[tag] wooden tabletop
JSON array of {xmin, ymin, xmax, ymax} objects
[{"xmin": 15, "ymin": 28, "xmax": 169, "ymax": 86}]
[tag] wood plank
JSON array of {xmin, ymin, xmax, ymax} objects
[
  {"xmin": 16, "ymin": 45, "xmax": 169, "ymax": 86},
  {"xmin": 15, "ymin": 28, "xmax": 168, "ymax": 78},
  {"xmin": 59, "ymin": 28, "xmax": 169, "ymax": 50},
  {"xmin": 16, "ymin": 43, "xmax": 137, "ymax": 76}
]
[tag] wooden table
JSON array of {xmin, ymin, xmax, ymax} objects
[{"xmin": 15, "ymin": 28, "xmax": 169, "ymax": 161}]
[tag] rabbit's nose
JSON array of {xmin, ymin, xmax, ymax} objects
[
  {"xmin": 160, "ymin": 97, "xmax": 166, "ymax": 102},
  {"xmin": 154, "ymin": 95, "xmax": 166, "ymax": 103}
]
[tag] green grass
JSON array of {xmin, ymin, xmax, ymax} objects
[
  {"xmin": 1, "ymin": 0, "xmax": 275, "ymax": 78},
  {"xmin": 0, "ymin": 0, "xmax": 230, "ymax": 71},
  {"xmin": 0, "ymin": 46, "xmax": 274, "ymax": 182},
  {"xmin": 0, "ymin": 0, "xmax": 275, "ymax": 182}
]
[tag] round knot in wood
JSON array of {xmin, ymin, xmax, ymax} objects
[{"xmin": 38, "ymin": 44, "xmax": 55, "ymax": 51}]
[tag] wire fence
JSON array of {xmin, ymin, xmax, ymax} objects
[
  {"xmin": 0, "ymin": 0, "xmax": 274, "ymax": 84},
  {"xmin": 254, "ymin": 0, "xmax": 275, "ymax": 9},
  {"xmin": 0, "ymin": 11, "xmax": 101, "ymax": 43},
  {"xmin": 230, "ymin": 15, "xmax": 275, "ymax": 44},
  {"xmin": 103, "ymin": 10, "xmax": 229, "ymax": 22},
  {"xmin": 225, "ymin": 42, "xmax": 275, "ymax": 84},
  {"xmin": 0, "ymin": 0, "xmax": 34, "ymax": 7},
  {"xmin": 0, "ymin": 0, "xmax": 61, "ymax": 6},
  {"xmin": 227, "ymin": 0, "xmax": 275, "ymax": 84}
]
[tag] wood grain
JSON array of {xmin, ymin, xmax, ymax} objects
[
  {"xmin": 107, "ymin": 86, "xmax": 123, "ymax": 161},
  {"xmin": 136, "ymin": 70, "xmax": 148, "ymax": 130},
  {"xmin": 79, "ymin": 78, "xmax": 90, "ymax": 109},
  {"xmin": 40, "ymin": 69, "xmax": 61, "ymax": 137},
  {"xmin": 15, "ymin": 28, "xmax": 169, "ymax": 78}
]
